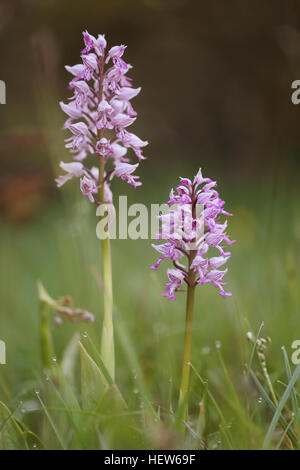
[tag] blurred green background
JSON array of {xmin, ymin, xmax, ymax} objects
[{"xmin": 0, "ymin": 0, "xmax": 300, "ymax": 449}]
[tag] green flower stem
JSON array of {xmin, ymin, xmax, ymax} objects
[
  {"xmin": 98, "ymin": 153, "xmax": 115, "ymax": 382},
  {"xmin": 97, "ymin": 53, "xmax": 115, "ymax": 382},
  {"xmin": 178, "ymin": 250, "xmax": 196, "ymax": 418},
  {"xmin": 40, "ymin": 301, "xmax": 55, "ymax": 370}
]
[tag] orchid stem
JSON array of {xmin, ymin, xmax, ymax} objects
[
  {"xmin": 99, "ymin": 154, "xmax": 115, "ymax": 382},
  {"xmin": 178, "ymin": 250, "xmax": 196, "ymax": 420}
]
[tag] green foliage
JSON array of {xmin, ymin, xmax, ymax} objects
[{"xmin": 0, "ymin": 174, "xmax": 300, "ymax": 449}]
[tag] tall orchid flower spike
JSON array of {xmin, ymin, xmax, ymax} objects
[
  {"xmin": 57, "ymin": 31, "xmax": 148, "ymax": 381},
  {"xmin": 151, "ymin": 168, "xmax": 235, "ymax": 418}
]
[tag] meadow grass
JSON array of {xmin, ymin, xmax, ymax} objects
[{"xmin": 0, "ymin": 164, "xmax": 299, "ymax": 450}]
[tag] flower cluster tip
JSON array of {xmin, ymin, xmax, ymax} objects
[{"xmin": 56, "ymin": 31, "xmax": 148, "ymax": 203}]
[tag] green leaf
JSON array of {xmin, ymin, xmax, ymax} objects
[
  {"xmin": 83, "ymin": 334, "xmax": 127, "ymax": 409},
  {"xmin": 61, "ymin": 333, "xmax": 80, "ymax": 384},
  {"xmin": 0, "ymin": 401, "xmax": 25, "ymax": 449},
  {"xmin": 79, "ymin": 342, "xmax": 106, "ymax": 411},
  {"xmin": 37, "ymin": 281, "xmax": 56, "ymax": 308}
]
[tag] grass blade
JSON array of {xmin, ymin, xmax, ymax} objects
[
  {"xmin": 263, "ymin": 362, "xmax": 300, "ymax": 448},
  {"xmin": 36, "ymin": 393, "xmax": 67, "ymax": 449},
  {"xmin": 249, "ymin": 368, "xmax": 298, "ymax": 448},
  {"xmin": 282, "ymin": 346, "xmax": 300, "ymax": 437}
]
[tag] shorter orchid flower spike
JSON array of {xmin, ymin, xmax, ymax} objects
[{"xmin": 151, "ymin": 168, "xmax": 235, "ymax": 300}]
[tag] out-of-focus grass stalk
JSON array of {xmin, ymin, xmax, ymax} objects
[
  {"xmin": 178, "ymin": 250, "xmax": 196, "ymax": 419},
  {"xmin": 98, "ymin": 154, "xmax": 115, "ymax": 382},
  {"xmin": 38, "ymin": 282, "xmax": 55, "ymax": 370}
]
